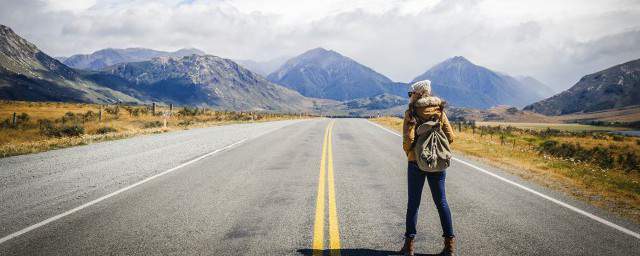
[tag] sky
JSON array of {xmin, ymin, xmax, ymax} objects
[{"xmin": 1, "ymin": 0, "xmax": 639, "ymax": 91}]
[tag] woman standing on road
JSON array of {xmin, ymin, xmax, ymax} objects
[{"xmin": 399, "ymin": 80, "xmax": 456, "ymax": 256}]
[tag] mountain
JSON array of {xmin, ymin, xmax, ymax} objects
[
  {"xmin": 103, "ymin": 55, "xmax": 315, "ymax": 111},
  {"xmin": 524, "ymin": 59, "xmax": 640, "ymax": 115},
  {"xmin": 60, "ymin": 47, "xmax": 206, "ymax": 71},
  {"xmin": 267, "ymin": 47, "xmax": 407, "ymax": 101},
  {"xmin": 412, "ymin": 56, "xmax": 552, "ymax": 109},
  {"xmin": 234, "ymin": 57, "xmax": 288, "ymax": 76},
  {"xmin": 0, "ymin": 24, "xmax": 141, "ymax": 103}
]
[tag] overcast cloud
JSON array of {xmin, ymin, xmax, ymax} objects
[{"xmin": 1, "ymin": 0, "xmax": 639, "ymax": 90}]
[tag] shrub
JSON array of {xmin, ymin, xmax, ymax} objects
[
  {"xmin": 60, "ymin": 125, "xmax": 85, "ymax": 137},
  {"xmin": 143, "ymin": 121, "xmax": 163, "ymax": 128},
  {"xmin": 612, "ymin": 135, "xmax": 625, "ymax": 142},
  {"xmin": 104, "ymin": 106, "xmax": 120, "ymax": 116},
  {"xmin": 40, "ymin": 122, "xmax": 85, "ymax": 137},
  {"xmin": 96, "ymin": 126, "xmax": 117, "ymax": 134},
  {"xmin": 178, "ymin": 120, "xmax": 194, "ymax": 126},
  {"xmin": 618, "ymin": 152, "xmax": 639, "ymax": 172},
  {"xmin": 590, "ymin": 146, "xmax": 614, "ymax": 169},
  {"xmin": 83, "ymin": 110, "xmax": 97, "ymax": 121},
  {"xmin": 0, "ymin": 118, "xmax": 11, "ymax": 128},
  {"xmin": 60, "ymin": 112, "xmax": 79, "ymax": 124},
  {"xmin": 178, "ymin": 107, "xmax": 199, "ymax": 116},
  {"xmin": 16, "ymin": 113, "xmax": 30, "ymax": 124}
]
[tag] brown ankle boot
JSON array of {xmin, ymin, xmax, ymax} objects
[
  {"xmin": 399, "ymin": 237, "xmax": 415, "ymax": 256},
  {"xmin": 441, "ymin": 236, "xmax": 456, "ymax": 256}
]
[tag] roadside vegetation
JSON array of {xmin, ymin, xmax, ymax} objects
[
  {"xmin": 371, "ymin": 116, "xmax": 640, "ymax": 223},
  {"xmin": 0, "ymin": 100, "xmax": 309, "ymax": 157}
]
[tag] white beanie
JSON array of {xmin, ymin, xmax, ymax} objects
[{"xmin": 410, "ymin": 80, "xmax": 432, "ymax": 96}]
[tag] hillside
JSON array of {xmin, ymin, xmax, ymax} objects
[
  {"xmin": 412, "ymin": 56, "xmax": 552, "ymax": 109},
  {"xmin": 0, "ymin": 25, "xmax": 141, "ymax": 104},
  {"xmin": 524, "ymin": 59, "xmax": 640, "ymax": 115},
  {"xmin": 267, "ymin": 48, "xmax": 407, "ymax": 101}
]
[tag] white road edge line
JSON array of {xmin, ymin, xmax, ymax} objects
[
  {"xmin": 0, "ymin": 138, "xmax": 248, "ymax": 245},
  {"xmin": 366, "ymin": 119, "xmax": 640, "ymax": 240}
]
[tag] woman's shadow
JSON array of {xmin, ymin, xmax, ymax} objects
[{"xmin": 296, "ymin": 249, "xmax": 438, "ymax": 256}]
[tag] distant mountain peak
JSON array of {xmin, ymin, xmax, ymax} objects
[
  {"xmin": 412, "ymin": 56, "xmax": 552, "ymax": 109},
  {"xmin": 448, "ymin": 56, "xmax": 471, "ymax": 63},
  {"xmin": 267, "ymin": 47, "xmax": 406, "ymax": 101}
]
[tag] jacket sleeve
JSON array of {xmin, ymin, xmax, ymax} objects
[
  {"xmin": 441, "ymin": 111, "xmax": 455, "ymax": 144},
  {"xmin": 402, "ymin": 110, "xmax": 415, "ymax": 156}
]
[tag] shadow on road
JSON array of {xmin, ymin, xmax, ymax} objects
[{"xmin": 297, "ymin": 248, "xmax": 439, "ymax": 256}]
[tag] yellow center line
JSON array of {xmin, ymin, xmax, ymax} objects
[
  {"xmin": 327, "ymin": 121, "xmax": 341, "ymax": 255},
  {"xmin": 312, "ymin": 121, "xmax": 330, "ymax": 254},
  {"xmin": 312, "ymin": 120, "xmax": 341, "ymax": 256}
]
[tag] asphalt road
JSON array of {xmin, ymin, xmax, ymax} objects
[{"xmin": 1, "ymin": 118, "xmax": 639, "ymax": 255}]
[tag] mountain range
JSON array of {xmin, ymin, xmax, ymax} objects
[
  {"xmin": 100, "ymin": 55, "xmax": 314, "ymax": 111},
  {"xmin": 267, "ymin": 48, "xmax": 407, "ymax": 101},
  {"xmin": 0, "ymin": 24, "xmax": 319, "ymax": 112},
  {"xmin": 412, "ymin": 56, "xmax": 554, "ymax": 109},
  {"xmin": 59, "ymin": 47, "xmax": 206, "ymax": 71},
  {"xmin": 2, "ymin": 23, "xmax": 637, "ymax": 118},
  {"xmin": 524, "ymin": 58, "xmax": 640, "ymax": 115}
]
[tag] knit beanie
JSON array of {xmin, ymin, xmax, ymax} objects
[{"xmin": 410, "ymin": 80, "xmax": 432, "ymax": 96}]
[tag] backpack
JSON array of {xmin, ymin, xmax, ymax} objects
[{"xmin": 412, "ymin": 104, "xmax": 452, "ymax": 172}]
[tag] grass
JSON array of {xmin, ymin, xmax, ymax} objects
[
  {"xmin": 476, "ymin": 121, "xmax": 630, "ymax": 131},
  {"xmin": 371, "ymin": 116, "xmax": 640, "ymax": 224},
  {"xmin": 0, "ymin": 100, "xmax": 309, "ymax": 157}
]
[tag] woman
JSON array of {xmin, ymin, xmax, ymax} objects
[{"xmin": 399, "ymin": 80, "xmax": 456, "ymax": 256}]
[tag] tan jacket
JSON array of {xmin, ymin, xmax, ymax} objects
[{"xmin": 402, "ymin": 96, "xmax": 455, "ymax": 162}]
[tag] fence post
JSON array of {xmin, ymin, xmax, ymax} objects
[
  {"xmin": 12, "ymin": 112, "xmax": 16, "ymax": 126},
  {"xmin": 169, "ymin": 104, "xmax": 173, "ymax": 115},
  {"xmin": 458, "ymin": 121, "xmax": 462, "ymax": 132},
  {"xmin": 152, "ymin": 102, "xmax": 156, "ymax": 116},
  {"xmin": 98, "ymin": 107, "xmax": 102, "ymax": 122}
]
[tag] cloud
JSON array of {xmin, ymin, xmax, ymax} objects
[{"xmin": 1, "ymin": 0, "xmax": 639, "ymax": 91}]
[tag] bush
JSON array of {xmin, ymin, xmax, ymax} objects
[
  {"xmin": 60, "ymin": 125, "xmax": 85, "ymax": 137},
  {"xmin": 16, "ymin": 113, "xmax": 30, "ymax": 124},
  {"xmin": 178, "ymin": 107, "xmax": 199, "ymax": 116},
  {"xmin": 178, "ymin": 120, "xmax": 194, "ymax": 126},
  {"xmin": 104, "ymin": 106, "xmax": 120, "ymax": 116},
  {"xmin": 590, "ymin": 146, "xmax": 615, "ymax": 169},
  {"xmin": 143, "ymin": 121, "xmax": 163, "ymax": 128},
  {"xmin": 83, "ymin": 110, "xmax": 97, "ymax": 121},
  {"xmin": 96, "ymin": 126, "xmax": 117, "ymax": 134},
  {"xmin": 40, "ymin": 122, "xmax": 85, "ymax": 137},
  {"xmin": 612, "ymin": 135, "xmax": 625, "ymax": 142},
  {"xmin": 618, "ymin": 152, "xmax": 639, "ymax": 172}
]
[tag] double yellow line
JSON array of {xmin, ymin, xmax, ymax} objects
[{"xmin": 312, "ymin": 120, "xmax": 341, "ymax": 255}]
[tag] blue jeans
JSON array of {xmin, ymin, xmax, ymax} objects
[{"xmin": 405, "ymin": 161, "xmax": 454, "ymax": 238}]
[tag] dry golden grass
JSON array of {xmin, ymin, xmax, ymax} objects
[
  {"xmin": 371, "ymin": 116, "xmax": 640, "ymax": 224},
  {"xmin": 476, "ymin": 121, "xmax": 629, "ymax": 131},
  {"xmin": 0, "ymin": 100, "xmax": 308, "ymax": 157}
]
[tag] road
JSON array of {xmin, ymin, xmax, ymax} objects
[{"xmin": 0, "ymin": 118, "xmax": 639, "ymax": 255}]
